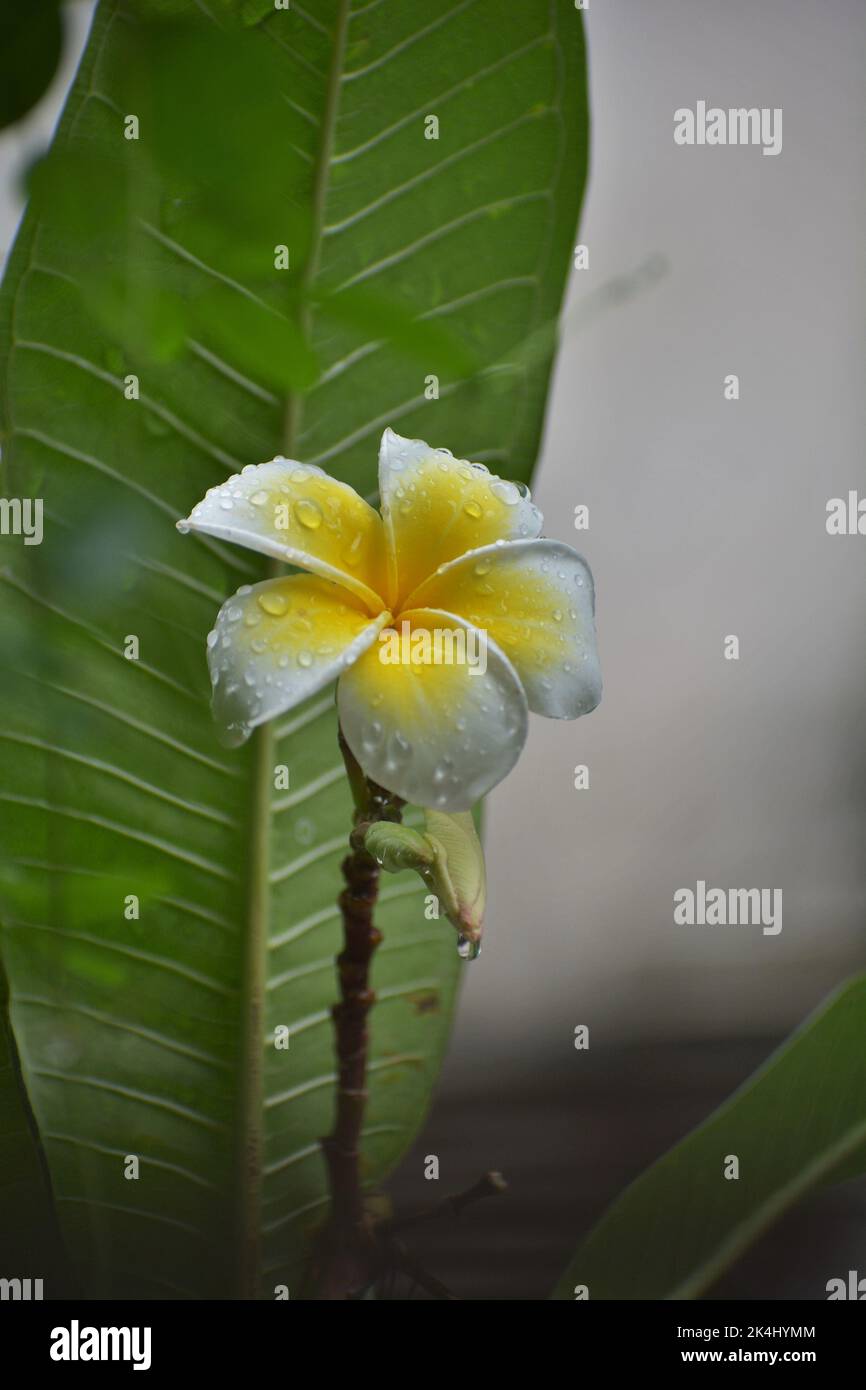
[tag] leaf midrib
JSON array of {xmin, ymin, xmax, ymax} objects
[{"xmin": 235, "ymin": 0, "xmax": 352, "ymax": 1299}]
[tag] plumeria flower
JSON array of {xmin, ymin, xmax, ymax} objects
[{"xmin": 177, "ymin": 429, "xmax": 601, "ymax": 811}]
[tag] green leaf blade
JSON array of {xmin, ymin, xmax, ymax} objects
[
  {"xmin": 553, "ymin": 977, "xmax": 866, "ymax": 1301},
  {"xmin": 0, "ymin": 0, "xmax": 589, "ymax": 1297}
]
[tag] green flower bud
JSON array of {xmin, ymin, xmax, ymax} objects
[{"xmin": 363, "ymin": 822, "xmax": 434, "ymax": 875}]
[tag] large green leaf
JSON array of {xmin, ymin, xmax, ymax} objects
[
  {"xmin": 0, "ymin": 0, "xmax": 589, "ymax": 1297},
  {"xmin": 553, "ymin": 976, "xmax": 866, "ymax": 1300}
]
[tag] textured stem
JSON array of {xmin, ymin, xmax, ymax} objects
[{"xmin": 313, "ymin": 728, "xmax": 403, "ymax": 1296}]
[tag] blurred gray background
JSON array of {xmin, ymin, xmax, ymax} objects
[{"xmin": 3, "ymin": 0, "xmax": 864, "ymax": 1298}]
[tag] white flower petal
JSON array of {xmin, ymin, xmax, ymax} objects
[
  {"xmin": 407, "ymin": 538, "xmax": 601, "ymax": 719},
  {"xmin": 179, "ymin": 459, "xmax": 387, "ymax": 610},
  {"xmin": 337, "ymin": 607, "xmax": 528, "ymax": 811},
  {"xmin": 378, "ymin": 428, "xmax": 544, "ymax": 608},
  {"xmin": 208, "ymin": 574, "xmax": 389, "ymax": 746}
]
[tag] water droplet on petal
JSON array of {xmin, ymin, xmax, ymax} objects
[
  {"xmin": 389, "ymin": 731, "xmax": 412, "ymax": 763},
  {"xmin": 432, "ymin": 757, "xmax": 453, "ymax": 785},
  {"xmin": 490, "ymin": 479, "xmax": 520, "ymax": 506},
  {"xmin": 297, "ymin": 650, "xmax": 314, "ymax": 668},
  {"xmin": 361, "ymin": 721, "xmax": 384, "ymax": 754},
  {"xmin": 250, "ymin": 490, "xmax": 268, "ymax": 507},
  {"xmin": 295, "ymin": 499, "xmax": 323, "ymax": 530},
  {"xmin": 206, "ymin": 629, "xmax": 218, "ymax": 649},
  {"xmin": 463, "ymin": 500, "xmax": 483, "ymax": 519},
  {"xmin": 258, "ymin": 591, "xmax": 288, "ymax": 617},
  {"xmin": 474, "ymin": 558, "xmax": 492, "ymax": 576},
  {"xmin": 343, "ymin": 533, "xmax": 363, "ymax": 566}
]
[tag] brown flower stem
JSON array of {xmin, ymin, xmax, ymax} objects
[{"xmin": 312, "ymin": 726, "xmax": 403, "ymax": 1297}]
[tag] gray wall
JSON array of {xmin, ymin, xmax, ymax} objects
[{"xmin": 466, "ymin": 0, "xmax": 866, "ymax": 1053}]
